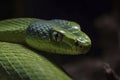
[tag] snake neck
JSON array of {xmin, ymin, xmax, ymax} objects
[{"xmin": 0, "ymin": 18, "xmax": 40, "ymax": 43}]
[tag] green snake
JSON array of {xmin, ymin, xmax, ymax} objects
[{"xmin": 0, "ymin": 18, "xmax": 91, "ymax": 80}]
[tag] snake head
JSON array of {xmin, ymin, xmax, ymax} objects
[
  {"xmin": 26, "ymin": 20, "xmax": 91, "ymax": 55},
  {"xmin": 50, "ymin": 28, "xmax": 91, "ymax": 54},
  {"xmin": 50, "ymin": 19, "xmax": 91, "ymax": 54}
]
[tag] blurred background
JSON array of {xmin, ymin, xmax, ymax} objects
[{"xmin": 0, "ymin": 0, "xmax": 120, "ymax": 80}]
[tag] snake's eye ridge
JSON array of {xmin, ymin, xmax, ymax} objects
[{"xmin": 52, "ymin": 31, "xmax": 63, "ymax": 42}]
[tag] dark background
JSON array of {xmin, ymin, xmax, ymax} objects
[{"xmin": 0, "ymin": 0, "xmax": 120, "ymax": 80}]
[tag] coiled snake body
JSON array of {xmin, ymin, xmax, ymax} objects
[{"xmin": 0, "ymin": 18, "xmax": 91, "ymax": 80}]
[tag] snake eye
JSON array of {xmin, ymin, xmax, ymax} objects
[{"xmin": 52, "ymin": 31, "xmax": 63, "ymax": 42}]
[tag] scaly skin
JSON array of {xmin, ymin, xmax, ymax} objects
[
  {"xmin": 0, "ymin": 18, "xmax": 91, "ymax": 80},
  {"xmin": 0, "ymin": 42, "xmax": 71, "ymax": 80}
]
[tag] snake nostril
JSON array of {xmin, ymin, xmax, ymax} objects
[
  {"xmin": 74, "ymin": 41, "xmax": 84, "ymax": 48},
  {"xmin": 79, "ymin": 46, "xmax": 83, "ymax": 48},
  {"xmin": 74, "ymin": 41, "xmax": 79, "ymax": 46}
]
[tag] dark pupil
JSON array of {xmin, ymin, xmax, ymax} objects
[{"xmin": 55, "ymin": 33, "xmax": 59, "ymax": 41}]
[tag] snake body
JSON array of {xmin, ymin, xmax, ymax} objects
[{"xmin": 0, "ymin": 18, "xmax": 91, "ymax": 80}]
